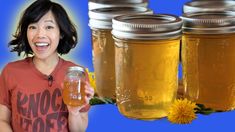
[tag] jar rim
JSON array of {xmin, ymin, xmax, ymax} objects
[
  {"xmin": 181, "ymin": 11, "xmax": 235, "ymax": 34},
  {"xmin": 67, "ymin": 66, "xmax": 85, "ymax": 73},
  {"xmin": 88, "ymin": 0, "xmax": 148, "ymax": 10},
  {"xmin": 88, "ymin": 7, "xmax": 153, "ymax": 29},
  {"xmin": 183, "ymin": 0, "xmax": 235, "ymax": 13},
  {"xmin": 112, "ymin": 14, "xmax": 182, "ymax": 40}
]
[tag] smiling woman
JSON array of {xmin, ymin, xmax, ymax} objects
[
  {"xmin": 1, "ymin": 0, "xmax": 235, "ymax": 132},
  {"xmin": 0, "ymin": 0, "xmax": 94, "ymax": 132},
  {"xmin": 27, "ymin": 10, "xmax": 61, "ymax": 66}
]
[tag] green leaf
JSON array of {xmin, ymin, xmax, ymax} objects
[
  {"xmin": 195, "ymin": 104, "xmax": 216, "ymax": 115},
  {"xmin": 89, "ymin": 96, "xmax": 116, "ymax": 105}
]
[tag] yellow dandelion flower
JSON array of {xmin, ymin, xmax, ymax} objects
[
  {"xmin": 86, "ymin": 68, "xmax": 97, "ymax": 94},
  {"xmin": 167, "ymin": 98, "xmax": 197, "ymax": 124}
]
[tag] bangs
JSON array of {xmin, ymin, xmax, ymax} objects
[{"xmin": 23, "ymin": 2, "xmax": 51, "ymax": 24}]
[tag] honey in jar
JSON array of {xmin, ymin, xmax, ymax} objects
[
  {"xmin": 62, "ymin": 66, "xmax": 86, "ymax": 107},
  {"xmin": 112, "ymin": 14, "xmax": 182, "ymax": 119},
  {"xmin": 88, "ymin": 7, "xmax": 152, "ymax": 99},
  {"xmin": 181, "ymin": 11, "xmax": 235, "ymax": 111}
]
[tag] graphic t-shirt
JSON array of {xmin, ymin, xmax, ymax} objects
[{"xmin": 0, "ymin": 57, "xmax": 83, "ymax": 132}]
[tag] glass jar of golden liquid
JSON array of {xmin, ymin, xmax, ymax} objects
[
  {"xmin": 183, "ymin": 0, "xmax": 235, "ymax": 13},
  {"xmin": 177, "ymin": 0, "xmax": 235, "ymax": 99},
  {"xmin": 88, "ymin": 7, "xmax": 152, "ymax": 99},
  {"xmin": 62, "ymin": 66, "xmax": 86, "ymax": 107},
  {"xmin": 112, "ymin": 14, "xmax": 182, "ymax": 120},
  {"xmin": 88, "ymin": 0, "xmax": 148, "ymax": 10},
  {"xmin": 181, "ymin": 11, "xmax": 235, "ymax": 111}
]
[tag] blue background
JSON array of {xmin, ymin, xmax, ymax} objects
[{"xmin": 0, "ymin": 0, "xmax": 234, "ymax": 132}]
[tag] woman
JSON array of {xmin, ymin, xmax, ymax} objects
[{"xmin": 0, "ymin": 0, "xmax": 94, "ymax": 132}]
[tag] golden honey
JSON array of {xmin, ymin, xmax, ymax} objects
[
  {"xmin": 62, "ymin": 81, "xmax": 86, "ymax": 107},
  {"xmin": 91, "ymin": 29, "xmax": 116, "ymax": 98},
  {"xmin": 62, "ymin": 66, "xmax": 87, "ymax": 107},
  {"xmin": 89, "ymin": 7, "xmax": 152, "ymax": 99},
  {"xmin": 182, "ymin": 33, "xmax": 235, "ymax": 110},
  {"xmin": 112, "ymin": 14, "xmax": 182, "ymax": 119},
  {"xmin": 181, "ymin": 12, "xmax": 235, "ymax": 111},
  {"xmin": 115, "ymin": 38, "xmax": 180, "ymax": 119}
]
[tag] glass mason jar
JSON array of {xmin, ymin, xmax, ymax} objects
[
  {"xmin": 88, "ymin": 7, "xmax": 152, "ymax": 99},
  {"xmin": 62, "ymin": 66, "xmax": 87, "ymax": 107},
  {"xmin": 88, "ymin": 0, "xmax": 148, "ymax": 10},
  {"xmin": 181, "ymin": 11, "xmax": 235, "ymax": 111},
  {"xmin": 112, "ymin": 14, "xmax": 182, "ymax": 120},
  {"xmin": 183, "ymin": 0, "xmax": 235, "ymax": 13}
]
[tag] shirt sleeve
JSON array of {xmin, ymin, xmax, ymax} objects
[{"xmin": 0, "ymin": 65, "xmax": 12, "ymax": 110}]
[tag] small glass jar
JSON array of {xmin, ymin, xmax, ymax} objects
[
  {"xmin": 112, "ymin": 14, "xmax": 182, "ymax": 120},
  {"xmin": 88, "ymin": 0, "xmax": 148, "ymax": 10},
  {"xmin": 88, "ymin": 7, "xmax": 152, "ymax": 99},
  {"xmin": 183, "ymin": 0, "xmax": 235, "ymax": 13},
  {"xmin": 181, "ymin": 11, "xmax": 235, "ymax": 111},
  {"xmin": 62, "ymin": 66, "xmax": 86, "ymax": 107}
]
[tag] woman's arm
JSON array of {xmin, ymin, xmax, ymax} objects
[
  {"xmin": 0, "ymin": 104, "xmax": 13, "ymax": 132},
  {"xmin": 68, "ymin": 109, "xmax": 88, "ymax": 132},
  {"xmin": 68, "ymin": 82, "xmax": 94, "ymax": 132}
]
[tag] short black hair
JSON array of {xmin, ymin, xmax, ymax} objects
[{"xmin": 9, "ymin": 0, "xmax": 78, "ymax": 56}]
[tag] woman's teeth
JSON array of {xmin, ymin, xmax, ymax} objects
[{"xmin": 35, "ymin": 43, "xmax": 49, "ymax": 47}]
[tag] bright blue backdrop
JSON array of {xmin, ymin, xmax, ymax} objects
[{"xmin": 0, "ymin": 0, "xmax": 234, "ymax": 132}]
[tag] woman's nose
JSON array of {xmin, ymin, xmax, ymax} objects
[{"xmin": 36, "ymin": 27, "xmax": 46, "ymax": 38}]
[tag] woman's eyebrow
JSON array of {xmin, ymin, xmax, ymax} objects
[{"xmin": 44, "ymin": 19, "xmax": 55, "ymax": 23}]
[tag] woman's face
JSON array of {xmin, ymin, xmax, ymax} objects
[{"xmin": 27, "ymin": 11, "xmax": 60, "ymax": 60}]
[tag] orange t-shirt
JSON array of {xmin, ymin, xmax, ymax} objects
[{"xmin": 0, "ymin": 57, "xmax": 89, "ymax": 132}]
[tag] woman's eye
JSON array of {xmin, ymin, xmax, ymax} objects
[
  {"xmin": 46, "ymin": 26, "xmax": 54, "ymax": 29},
  {"xmin": 28, "ymin": 25, "xmax": 36, "ymax": 29}
]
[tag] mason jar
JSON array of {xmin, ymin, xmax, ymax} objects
[
  {"xmin": 183, "ymin": 0, "xmax": 235, "ymax": 13},
  {"xmin": 112, "ymin": 14, "xmax": 182, "ymax": 120},
  {"xmin": 181, "ymin": 11, "xmax": 235, "ymax": 111},
  {"xmin": 88, "ymin": 0, "xmax": 148, "ymax": 10},
  {"xmin": 62, "ymin": 66, "xmax": 87, "ymax": 107},
  {"xmin": 88, "ymin": 7, "xmax": 153, "ymax": 99}
]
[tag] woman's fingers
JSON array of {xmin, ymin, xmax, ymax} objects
[
  {"xmin": 85, "ymin": 82, "xmax": 95, "ymax": 98},
  {"xmin": 67, "ymin": 105, "xmax": 81, "ymax": 115}
]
